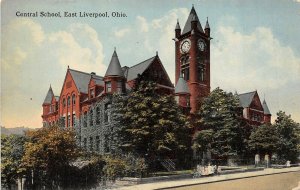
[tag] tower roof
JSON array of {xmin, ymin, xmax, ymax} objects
[
  {"xmin": 182, "ymin": 6, "xmax": 204, "ymax": 34},
  {"xmin": 105, "ymin": 49, "xmax": 124, "ymax": 77},
  {"xmin": 175, "ymin": 73, "xmax": 190, "ymax": 94},
  {"xmin": 175, "ymin": 19, "xmax": 181, "ymax": 30},
  {"xmin": 43, "ymin": 86, "xmax": 54, "ymax": 104},
  {"xmin": 262, "ymin": 100, "xmax": 271, "ymax": 115},
  {"xmin": 205, "ymin": 17, "xmax": 210, "ymax": 29}
]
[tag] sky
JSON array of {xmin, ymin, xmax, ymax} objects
[{"xmin": 1, "ymin": 0, "xmax": 300, "ymax": 128}]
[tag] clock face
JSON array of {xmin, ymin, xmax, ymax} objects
[
  {"xmin": 198, "ymin": 39, "xmax": 206, "ymax": 51},
  {"xmin": 180, "ymin": 39, "xmax": 191, "ymax": 53}
]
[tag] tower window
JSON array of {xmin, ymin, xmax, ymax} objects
[
  {"xmin": 117, "ymin": 81, "xmax": 122, "ymax": 93},
  {"xmin": 83, "ymin": 112, "xmax": 87, "ymax": 127},
  {"xmin": 181, "ymin": 56, "xmax": 190, "ymax": 80},
  {"xmin": 198, "ymin": 64, "xmax": 205, "ymax": 82},
  {"xmin": 106, "ymin": 81, "xmax": 111, "ymax": 93},
  {"xmin": 96, "ymin": 136, "xmax": 100, "ymax": 151}
]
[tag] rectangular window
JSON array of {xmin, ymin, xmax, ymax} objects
[
  {"xmin": 117, "ymin": 81, "xmax": 122, "ymax": 93},
  {"xmin": 89, "ymin": 110, "xmax": 93, "ymax": 126},
  {"xmin": 67, "ymin": 96, "xmax": 70, "ymax": 107},
  {"xmin": 106, "ymin": 81, "xmax": 111, "ymax": 93},
  {"xmin": 96, "ymin": 136, "xmax": 100, "ymax": 151},
  {"xmin": 96, "ymin": 107, "xmax": 101, "ymax": 125},
  {"xmin": 67, "ymin": 115, "xmax": 70, "ymax": 127},
  {"xmin": 72, "ymin": 114, "xmax": 76, "ymax": 127},
  {"xmin": 83, "ymin": 113, "xmax": 87, "ymax": 127},
  {"xmin": 105, "ymin": 104, "xmax": 111, "ymax": 123},
  {"xmin": 83, "ymin": 138, "xmax": 87, "ymax": 149},
  {"xmin": 89, "ymin": 137, "xmax": 93, "ymax": 151}
]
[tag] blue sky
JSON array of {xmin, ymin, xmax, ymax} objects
[{"xmin": 1, "ymin": 0, "xmax": 300, "ymax": 128}]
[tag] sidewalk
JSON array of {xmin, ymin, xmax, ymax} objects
[{"xmin": 118, "ymin": 166, "xmax": 300, "ymax": 190}]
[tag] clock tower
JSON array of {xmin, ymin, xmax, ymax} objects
[{"xmin": 175, "ymin": 6, "xmax": 211, "ymax": 113}]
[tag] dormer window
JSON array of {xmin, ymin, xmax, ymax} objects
[
  {"xmin": 106, "ymin": 81, "xmax": 111, "ymax": 93},
  {"xmin": 90, "ymin": 89, "xmax": 95, "ymax": 98}
]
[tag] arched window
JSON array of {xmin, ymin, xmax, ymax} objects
[
  {"xmin": 83, "ymin": 112, "xmax": 87, "ymax": 127},
  {"xmin": 181, "ymin": 56, "xmax": 190, "ymax": 80},
  {"xmin": 67, "ymin": 96, "xmax": 71, "ymax": 107},
  {"xmin": 62, "ymin": 98, "xmax": 66, "ymax": 108},
  {"xmin": 72, "ymin": 94, "xmax": 76, "ymax": 105}
]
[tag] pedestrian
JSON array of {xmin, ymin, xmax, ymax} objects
[
  {"xmin": 255, "ymin": 153, "xmax": 260, "ymax": 167},
  {"xmin": 265, "ymin": 154, "xmax": 270, "ymax": 168}
]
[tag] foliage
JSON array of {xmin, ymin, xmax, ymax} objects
[
  {"xmin": 1, "ymin": 134, "xmax": 27, "ymax": 188},
  {"xmin": 194, "ymin": 87, "xmax": 247, "ymax": 159},
  {"xmin": 114, "ymin": 80, "xmax": 191, "ymax": 161},
  {"xmin": 102, "ymin": 153, "xmax": 148, "ymax": 181},
  {"xmin": 21, "ymin": 125, "xmax": 80, "ymax": 189},
  {"xmin": 248, "ymin": 124, "xmax": 280, "ymax": 155},
  {"xmin": 274, "ymin": 111, "xmax": 300, "ymax": 162}
]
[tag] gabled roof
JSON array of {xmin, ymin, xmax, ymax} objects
[
  {"xmin": 69, "ymin": 69, "xmax": 103, "ymax": 94},
  {"xmin": 182, "ymin": 6, "xmax": 204, "ymax": 34},
  {"xmin": 43, "ymin": 86, "xmax": 54, "ymax": 104},
  {"xmin": 125, "ymin": 56, "xmax": 156, "ymax": 81},
  {"xmin": 105, "ymin": 50, "xmax": 124, "ymax": 77},
  {"xmin": 238, "ymin": 91, "xmax": 256, "ymax": 108},
  {"xmin": 92, "ymin": 75, "xmax": 104, "ymax": 86},
  {"xmin": 262, "ymin": 100, "xmax": 271, "ymax": 115},
  {"xmin": 175, "ymin": 73, "xmax": 190, "ymax": 94}
]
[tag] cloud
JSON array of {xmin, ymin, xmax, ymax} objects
[
  {"xmin": 1, "ymin": 19, "xmax": 106, "ymax": 128},
  {"xmin": 211, "ymin": 25, "xmax": 300, "ymax": 92},
  {"xmin": 114, "ymin": 28, "xmax": 131, "ymax": 38}
]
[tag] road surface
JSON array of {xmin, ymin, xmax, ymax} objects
[{"xmin": 170, "ymin": 171, "xmax": 300, "ymax": 190}]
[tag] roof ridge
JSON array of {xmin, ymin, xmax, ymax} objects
[
  {"xmin": 69, "ymin": 68, "xmax": 102, "ymax": 78},
  {"xmin": 129, "ymin": 56, "xmax": 156, "ymax": 69}
]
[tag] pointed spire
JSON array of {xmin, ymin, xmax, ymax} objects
[
  {"xmin": 182, "ymin": 6, "xmax": 204, "ymax": 34},
  {"xmin": 205, "ymin": 17, "xmax": 210, "ymax": 29},
  {"xmin": 262, "ymin": 99, "xmax": 271, "ymax": 115},
  {"xmin": 43, "ymin": 85, "xmax": 54, "ymax": 104},
  {"xmin": 105, "ymin": 48, "xmax": 124, "ymax": 77},
  {"xmin": 175, "ymin": 71, "xmax": 190, "ymax": 94},
  {"xmin": 175, "ymin": 19, "xmax": 181, "ymax": 30}
]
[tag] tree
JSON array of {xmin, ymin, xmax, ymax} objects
[
  {"xmin": 114, "ymin": 81, "xmax": 191, "ymax": 164},
  {"xmin": 1, "ymin": 134, "xmax": 27, "ymax": 189},
  {"xmin": 274, "ymin": 111, "xmax": 300, "ymax": 163},
  {"xmin": 248, "ymin": 124, "xmax": 280, "ymax": 155},
  {"xmin": 21, "ymin": 125, "xmax": 80, "ymax": 189},
  {"xmin": 194, "ymin": 87, "xmax": 248, "ymax": 160}
]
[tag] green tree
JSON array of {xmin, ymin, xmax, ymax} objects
[
  {"xmin": 274, "ymin": 111, "xmax": 300, "ymax": 163},
  {"xmin": 1, "ymin": 134, "xmax": 27, "ymax": 189},
  {"xmin": 21, "ymin": 125, "xmax": 80, "ymax": 189},
  {"xmin": 248, "ymin": 124, "xmax": 280, "ymax": 155},
  {"xmin": 114, "ymin": 81, "xmax": 191, "ymax": 164},
  {"xmin": 194, "ymin": 87, "xmax": 248, "ymax": 160}
]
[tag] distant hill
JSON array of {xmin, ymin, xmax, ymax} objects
[{"xmin": 1, "ymin": 126, "xmax": 36, "ymax": 136}]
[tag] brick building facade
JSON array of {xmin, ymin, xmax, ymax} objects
[{"xmin": 42, "ymin": 6, "xmax": 271, "ymax": 153}]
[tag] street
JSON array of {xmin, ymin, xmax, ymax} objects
[{"xmin": 170, "ymin": 171, "xmax": 300, "ymax": 190}]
